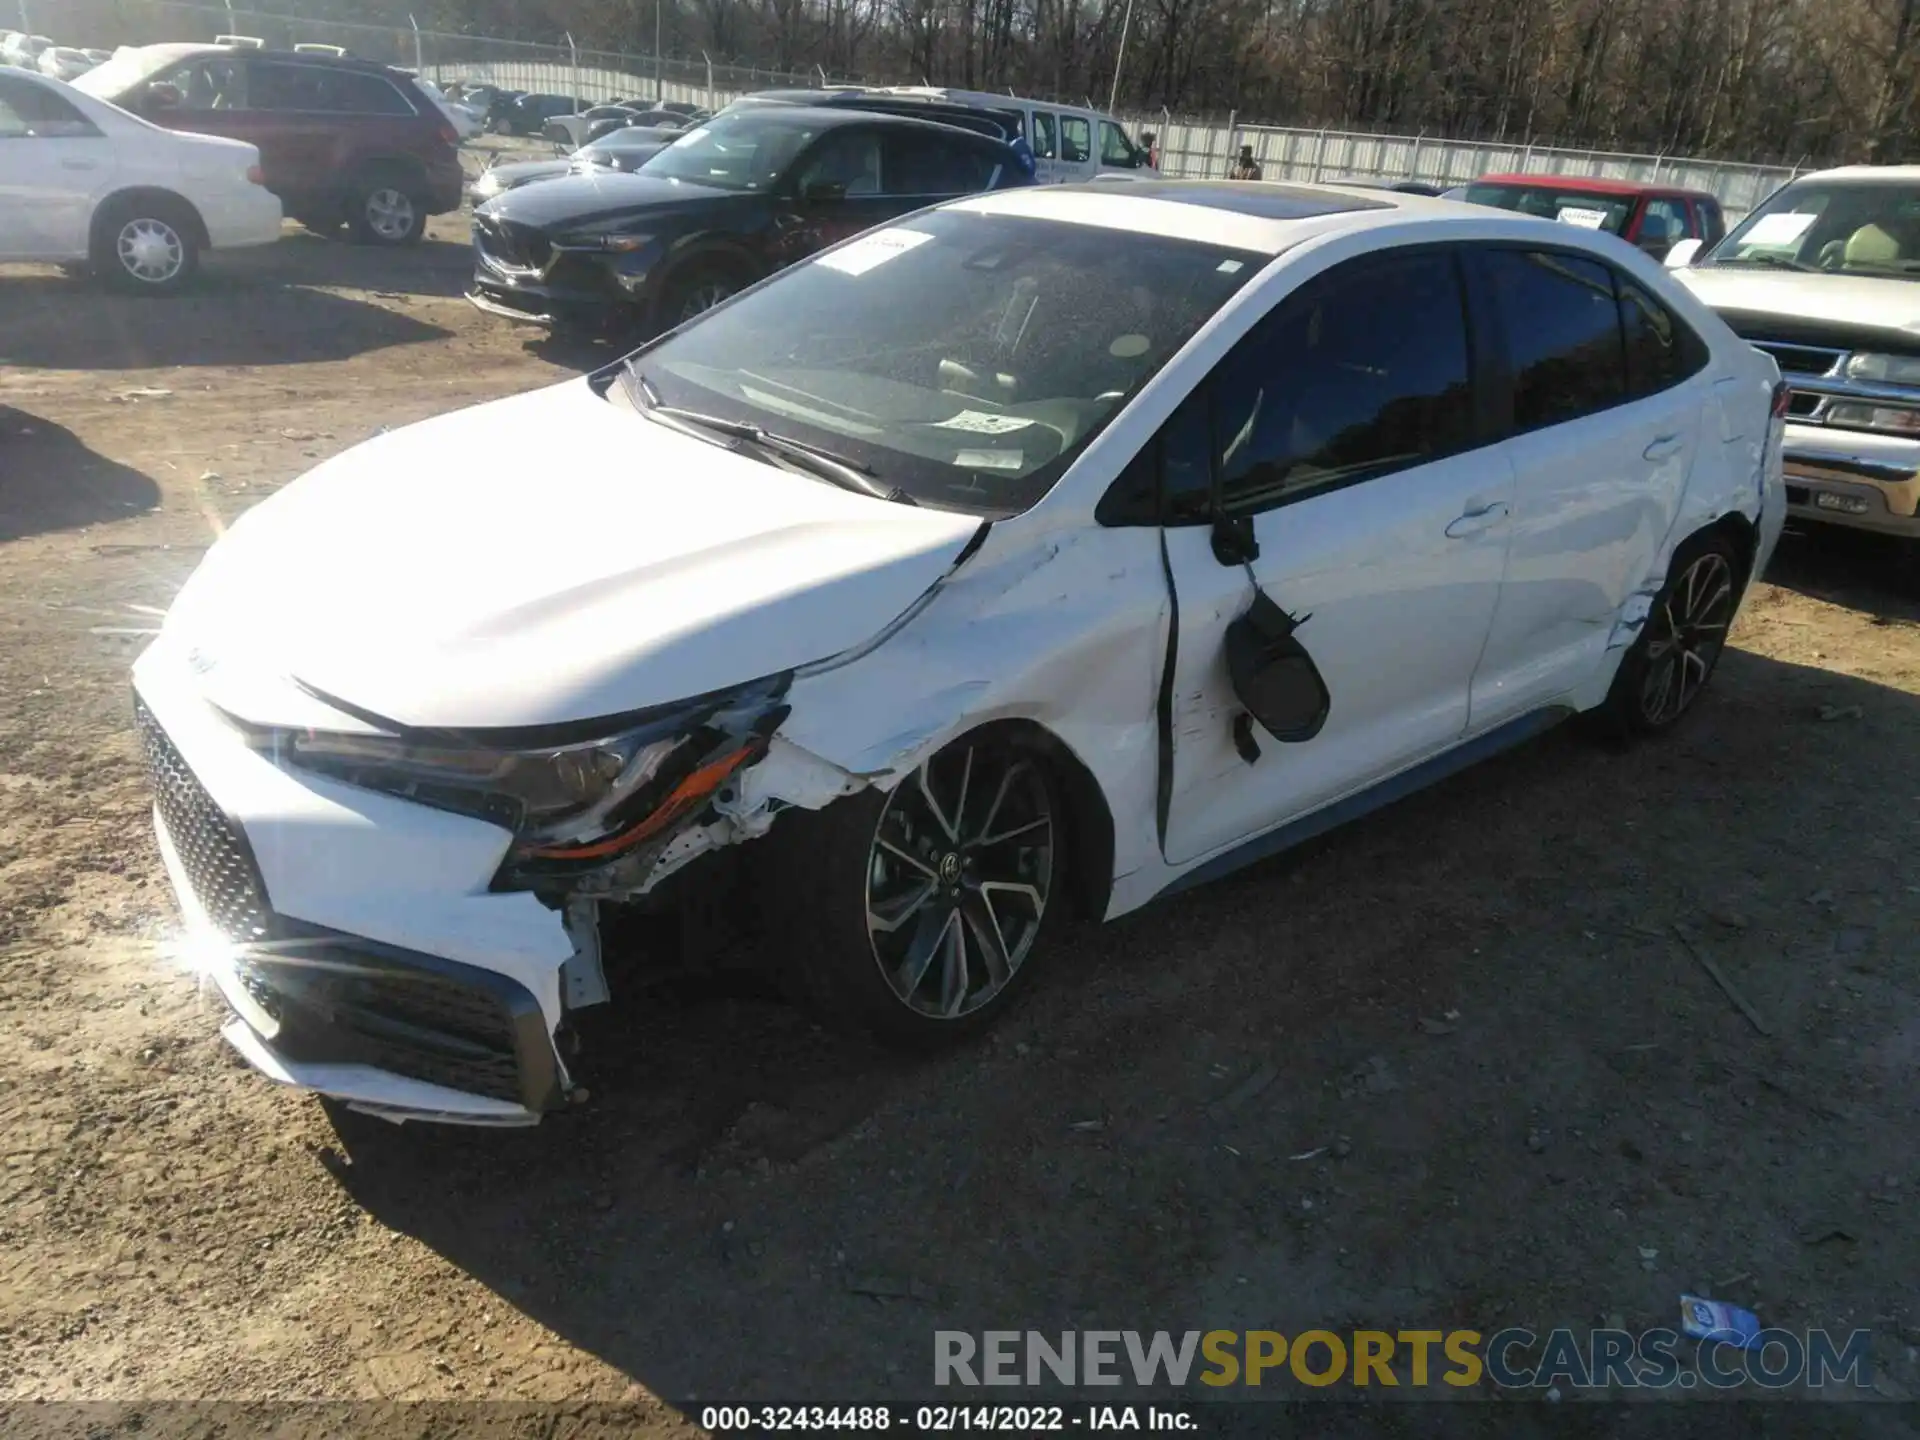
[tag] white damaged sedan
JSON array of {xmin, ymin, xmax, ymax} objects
[{"xmin": 135, "ymin": 181, "xmax": 1786, "ymax": 1125}]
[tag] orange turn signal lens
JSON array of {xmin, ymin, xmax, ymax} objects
[
  {"xmin": 246, "ymin": 164, "xmax": 265, "ymax": 185},
  {"xmin": 526, "ymin": 746, "xmax": 755, "ymax": 861}
]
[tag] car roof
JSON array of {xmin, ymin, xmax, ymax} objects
[
  {"xmin": 736, "ymin": 103, "xmax": 1012, "ymax": 144},
  {"xmin": 1472, "ymin": 172, "xmax": 1718, "ymax": 201},
  {"xmin": 1796, "ymin": 164, "xmax": 1920, "ymax": 184},
  {"xmin": 116, "ymin": 41, "xmax": 413, "ymax": 78},
  {"xmin": 949, "ymin": 179, "xmax": 1645, "ymax": 255}
]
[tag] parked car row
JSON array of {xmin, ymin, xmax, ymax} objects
[{"xmin": 2, "ymin": 30, "xmax": 110, "ymax": 79}]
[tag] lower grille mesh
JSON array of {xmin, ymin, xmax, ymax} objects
[{"xmin": 136, "ymin": 698, "xmax": 273, "ymax": 943}]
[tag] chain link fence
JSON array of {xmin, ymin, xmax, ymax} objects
[{"xmin": 37, "ymin": 0, "xmax": 1799, "ymax": 213}]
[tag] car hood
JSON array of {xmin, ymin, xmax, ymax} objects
[
  {"xmin": 478, "ymin": 158, "xmax": 574, "ymax": 191},
  {"xmin": 480, "ymin": 171, "xmax": 741, "ymax": 230},
  {"xmin": 162, "ymin": 378, "xmax": 982, "ymax": 731},
  {"xmin": 1675, "ymin": 266, "xmax": 1920, "ymax": 340}
]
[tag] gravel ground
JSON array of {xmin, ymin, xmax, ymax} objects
[{"xmin": 2, "ymin": 195, "xmax": 1918, "ymax": 1435}]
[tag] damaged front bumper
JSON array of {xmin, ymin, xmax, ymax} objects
[{"xmin": 132, "ymin": 637, "xmax": 866, "ymax": 1125}]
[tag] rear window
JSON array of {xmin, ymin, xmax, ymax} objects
[
  {"xmin": 0, "ymin": 73, "xmax": 97, "ymax": 136},
  {"xmin": 1464, "ymin": 183, "xmax": 1634, "ymax": 236}
]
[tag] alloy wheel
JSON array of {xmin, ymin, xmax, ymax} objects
[
  {"xmin": 865, "ymin": 744, "xmax": 1054, "ymax": 1019},
  {"xmin": 117, "ymin": 218, "xmax": 184, "ymax": 285},
  {"xmin": 1640, "ymin": 551, "xmax": 1734, "ymax": 726},
  {"xmin": 364, "ymin": 187, "xmax": 417, "ymax": 241}
]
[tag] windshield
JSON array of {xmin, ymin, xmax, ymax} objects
[
  {"xmin": 631, "ymin": 208, "xmax": 1263, "ymax": 515},
  {"xmin": 1462, "ymin": 183, "xmax": 1634, "ymax": 235},
  {"xmin": 1708, "ymin": 181, "xmax": 1920, "ymax": 277},
  {"xmin": 636, "ymin": 110, "xmax": 825, "ymax": 192},
  {"xmin": 70, "ymin": 45, "xmax": 181, "ymax": 101}
]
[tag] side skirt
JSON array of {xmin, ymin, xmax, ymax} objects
[{"xmin": 1156, "ymin": 706, "xmax": 1574, "ymax": 901}]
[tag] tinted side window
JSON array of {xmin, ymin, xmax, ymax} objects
[
  {"xmin": 1481, "ymin": 249, "xmax": 1625, "ymax": 430},
  {"xmin": 1060, "ymin": 115, "xmax": 1091, "ymax": 163},
  {"xmin": 0, "ymin": 75, "xmax": 98, "ymax": 136},
  {"xmin": 1214, "ymin": 249, "xmax": 1475, "ymax": 511},
  {"xmin": 881, "ymin": 131, "xmax": 995, "ymax": 195},
  {"xmin": 163, "ymin": 57, "xmax": 247, "ymax": 111},
  {"xmin": 1618, "ymin": 278, "xmax": 1709, "ymax": 397},
  {"xmin": 1100, "ymin": 120, "xmax": 1136, "ymax": 166},
  {"xmin": 255, "ymin": 63, "xmax": 412, "ymax": 115},
  {"xmin": 1641, "ymin": 198, "xmax": 1689, "ymax": 246},
  {"xmin": 1031, "ymin": 111, "xmax": 1056, "ymax": 160}
]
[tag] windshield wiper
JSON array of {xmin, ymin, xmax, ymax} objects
[
  {"xmin": 1721, "ymin": 252, "xmax": 1815, "ymax": 272},
  {"xmin": 624, "ymin": 364, "xmax": 916, "ymax": 505}
]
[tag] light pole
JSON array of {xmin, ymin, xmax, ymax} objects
[
  {"xmin": 654, "ymin": 0, "xmax": 663, "ymax": 102},
  {"xmin": 1107, "ymin": 0, "xmax": 1135, "ymax": 115}
]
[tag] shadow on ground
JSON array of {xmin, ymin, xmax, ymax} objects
[
  {"xmin": 0, "ymin": 408, "xmax": 160, "ymax": 541},
  {"xmin": 0, "ymin": 234, "xmax": 467, "ymax": 370},
  {"xmin": 1764, "ymin": 522, "xmax": 1920, "ymax": 618},
  {"xmin": 322, "ymin": 636, "xmax": 1920, "ymax": 1417}
]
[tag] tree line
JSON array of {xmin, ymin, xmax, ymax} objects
[{"xmin": 163, "ymin": 0, "xmax": 1920, "ymax": 162}]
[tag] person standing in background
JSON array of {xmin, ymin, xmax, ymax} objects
[{"xmin": 1229, "ymin": 144, "xmax": 1261, "ymax": 180}]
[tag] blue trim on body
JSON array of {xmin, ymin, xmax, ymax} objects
[{"xmin": 1158, "ymin": 707, "xmax": 1574, "ymax": 899}]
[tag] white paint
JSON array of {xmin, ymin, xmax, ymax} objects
[
  {"xmin": 136, "ymin": 189, "xmax": 1781, "ymax": 1119},
  {"xmin": 0, "ymin": 69, "xmax": 281, "ymax": 263}
]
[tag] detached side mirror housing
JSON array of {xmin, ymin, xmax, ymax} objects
[
  {"xmin": 1665, "ymin": 237, "xmax": 1704, "ymax": 269},
  {"xmin": 143, "ymin": 81, "xmax": 184, "ymax": 111}
]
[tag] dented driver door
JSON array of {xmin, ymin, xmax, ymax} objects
[{"xmin": 1157, "ymin": 246, "xmax": 1516, "ymax": 868}]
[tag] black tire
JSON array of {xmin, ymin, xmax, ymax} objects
[
  {"xmin": 1591, "ymin": 530, "xmax": 1742, "ymax": 739},
  {"xmin": 291, "ymin": 210, "xmax": 345, "ymax": 239},
  {"xmin": 348, "ymin": 169, "xmax": 428, "ymax": 246},
  {"xmin": 655, "ymin": 259, "xmax": 745, "ymax": 330},
  {"xmin": 758, "ymin": 731, "xmax": 1067, "ymax": 1047},
  {"xmin": 91, "ymin": 195, "xmax": 200, "ymax": 295}
]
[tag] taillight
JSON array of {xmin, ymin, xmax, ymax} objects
[
  {"xmin": 245, "ymin": 163, "xmax": 265, "ymax": 186},
  {"xmin": 1771, "ymin": 381, "xmax": 1792, "ymax": 419},
  {"xmin": 436, "ymin": 121, "xmax": 459, "ymax": 147}
]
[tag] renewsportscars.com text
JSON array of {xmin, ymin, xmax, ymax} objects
[{"xmin": 934, "ymin": 1328, "xmax": 1872, "ymax": 1392}]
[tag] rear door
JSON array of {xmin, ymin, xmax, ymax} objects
[
  {"xmin": 1056, "ymin": 112, "xmax": 1095, "ymax": 182},
  {"xmin": 1030, "ymin": 110, "xmax": 1061, "ymax": 183},
  {"xmin": 1466, "ymin": 247, "xmax": 1708, "ymax": 729},
  {"xmin": 0, "ymin": 73, "xmax": 114, "ymax": 259},
  {"xmin": 879, "ymin": 127, "xmax": 1006, "ymax": 203}
]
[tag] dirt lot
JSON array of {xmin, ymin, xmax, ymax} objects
[{"xmin": 2, "ymin": 200, "xmax": 1919, "ymax": 1431}]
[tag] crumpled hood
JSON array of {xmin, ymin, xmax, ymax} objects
[
  {"xmin": 1675, "ymin": 266, "xmax": 1920, "ymax": 341},
  {"xmin": 479, "ymin": 171, "xmax": 738, "ymax": 231},
  {"xmin": 162, "ymin": 379, "xmax": 981, "ymax": 731}
]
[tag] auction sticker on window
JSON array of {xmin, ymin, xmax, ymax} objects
[
  {"xmin": 1555, "ymin": 206, "xmax": 1611, "ymax": 229},
  {"xmin": 816, "ymin": 227, "xmax": 934, "ymax": 276},
  {"xmin": 931, "ymin": 411, "xmax": 1035, "ymax": 435},
  {"xmin": 1741, "ymin": 211, "xmax": 1817, "ymax": 247}
]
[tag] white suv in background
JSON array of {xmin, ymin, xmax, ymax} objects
[{"xmin": 0, "ymin": 67, "xmax": 281, "ymax": 291}]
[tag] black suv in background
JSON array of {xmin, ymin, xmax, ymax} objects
[
  {"xmin": 75, "ymin": 43, "xmax": 462, "ymax": 243},
  {"xmin": 468, "ymin": 105, "xmax": 1031, "ymax": 334}
]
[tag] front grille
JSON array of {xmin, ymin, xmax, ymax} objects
[
  {"xmin": 474, "ymin": 216, "xmax": 552, "ymax": 275},
  {"xmin": 136, "ymin": 698, "xmax": 273, "ymax": 944},
  {"xmin": 1786, "ymin": 391, "xmax": 1823, "ymax": 418},
  {"xmin": 243, "ymin": 949, "xmax": 526, "ymax": 1104},
  {"xmin": 1786, "ymin": 484, "xmax": 1811, "ymax": 506},
  {"xmin": 1751, "ymin": 339, "xmax": 1846, "ymax": 378}
]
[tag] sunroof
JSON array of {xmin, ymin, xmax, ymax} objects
[{"xmin": 1065, "ymin": 180, "xmax": 1392, "ymax": 219}]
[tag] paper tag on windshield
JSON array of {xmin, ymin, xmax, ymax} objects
[
  {"xmin": 816, "ymin": 227, "xmax": 933, "ymax": 276},
  {"xmin": 955, "ymin": 449, "xmax": 1025, "ymax": 470},
  {"xmin": 1556, "ymin": 206, "xmax": 1611, "ymax": 229},
  {"xmin": 932, "ymin": 410, "xmax": 1035, "ymax": 435},
  {"xmin": 1743, "ymin": 212, "xmax": 1817, "ymax": 247}
]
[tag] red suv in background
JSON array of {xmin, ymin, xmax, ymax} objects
[
  {"xmin": 1458, "ymin": 174, "xmax": 1726, "ymax": 261},
  {"xmin": 75, "ymin": 44, "xmax": 463, "ymax": 245}
]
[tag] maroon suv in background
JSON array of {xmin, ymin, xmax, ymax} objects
[
  {"xmin": 75, "ymin": 43, "xmax": 463, "ymax": 245},
  {"xmin": 1459, "ymin": 174, "xmax": 1726, "ymax": 261}
]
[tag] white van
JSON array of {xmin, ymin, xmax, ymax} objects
[{"xmin": 867, "ymin": 86, "xmax": 1156, "ymax": 184}]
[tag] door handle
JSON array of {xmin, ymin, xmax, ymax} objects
[
  {"xmin": 1643, "ymin": 434, "xmax": 1684, "ymax": 462},
  {"xmin": 1444, "ymin": 501, "xmax": 1509, "ymax": 539},
  {"xmin": 60, "ymin": 160, "xmax": 99, "ymax": 171}
]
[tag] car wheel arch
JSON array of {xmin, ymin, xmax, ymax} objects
[{"xmin": 93, "ymin": 186, "xmax": 209, "ymax": 250}]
